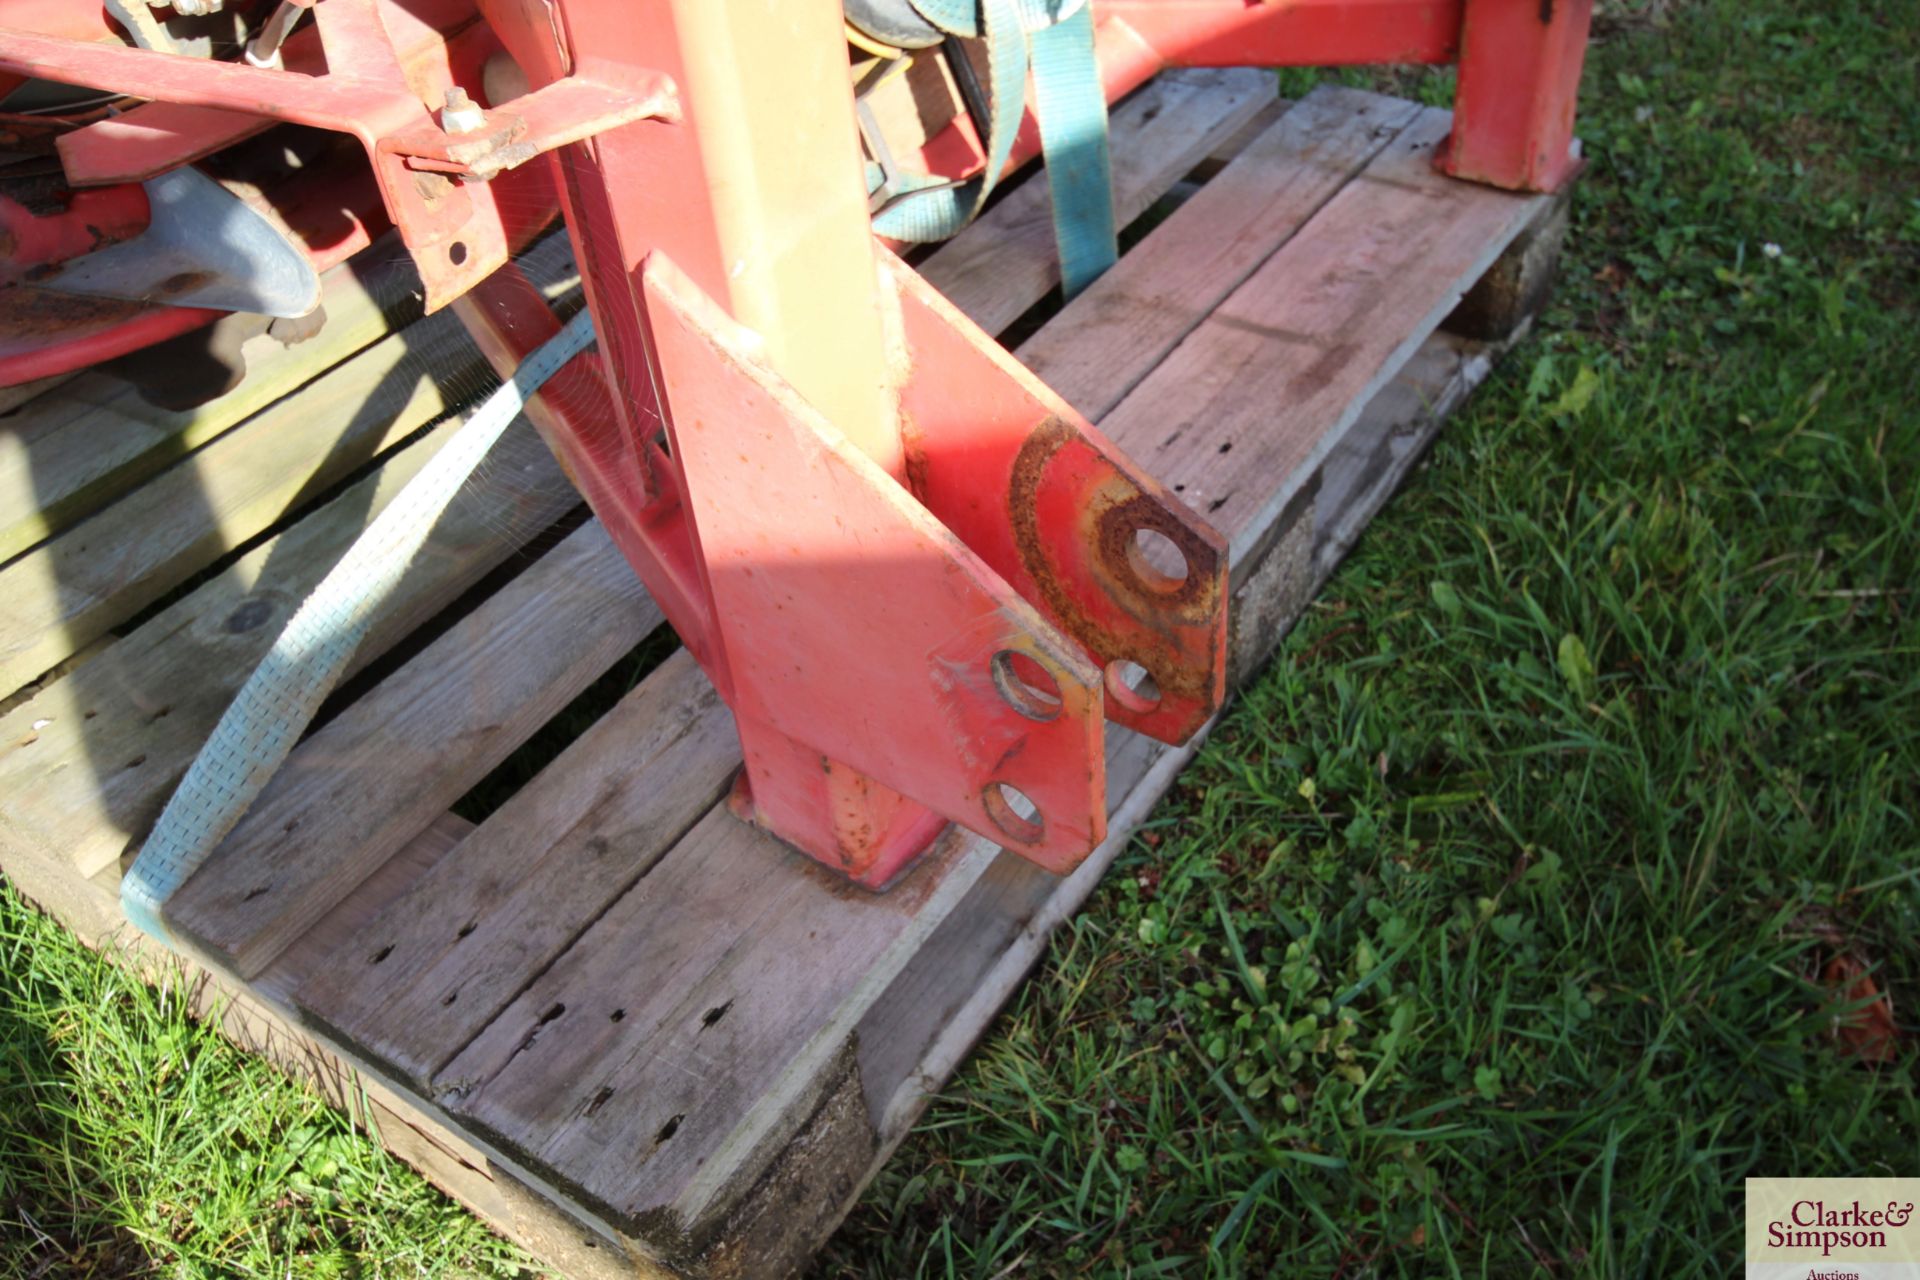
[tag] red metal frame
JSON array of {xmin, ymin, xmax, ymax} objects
[
  {"xmin": 0, "ymin": 6, "xmax": 673, "ymax": 310},
  {"xmin": 1437, "ymin": 0, "xmax": 1592, "ymax": 191},
  {"xmin": 0, "ymin": 185, "xmax": 150, "ymax": 283},
  {"xmin": 0, "ymin": 0, "xmax": 1590, "ymax": 885}
]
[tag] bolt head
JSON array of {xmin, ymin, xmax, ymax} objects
[{"xmin": 440, "ymin": 85, "xmax": 487, "ymax": 135}]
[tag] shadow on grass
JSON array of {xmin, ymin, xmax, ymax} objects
[{"xmin": 0, "ymin": 880, "xmax": 532, "ymax": 1278}]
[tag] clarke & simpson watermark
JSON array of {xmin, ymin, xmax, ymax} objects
[{"xmin": 1747, "ymin": 1180, "xmax": 1920, "ymax": 1280}]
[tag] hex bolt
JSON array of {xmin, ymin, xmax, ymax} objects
[{"xmin": 440, "ymin": 86, "xmax": 487, "ymax": 135}]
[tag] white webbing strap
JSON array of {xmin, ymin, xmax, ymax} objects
[{"xmin": 123, "ymin": 307, "xmax": 597, "ymax": 945}]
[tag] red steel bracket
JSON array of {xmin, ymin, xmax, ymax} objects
[
  {"xmin": 888, "ymin": 254, "xmax": 1227, "ymax": 745},
  {"xmin": 644, "ymin": 252, "xmax": 1111, "ymax": 876},
  {"xmin": 454, "ymin": 242, "xmax": 1228, "ymax": 885}
]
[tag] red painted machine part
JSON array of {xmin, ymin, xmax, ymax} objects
[
  {"xmin": 450, "ymin": 0, "xmax": 1231, "ymax": 885},
  {"xmin": 0, "ymin": 156, "xmax": 392, "ymax": 386},
  {"xmin": 0, "ymin": 0, "xmax": 668, "ymax": 316},
  {"xmin": 0, "ymin": 0, "xmax": 575, "ymax": 385},
  {"xmin": 0, "ymin": 0, "xmax": 119, "ymax": 101},
  {"xmin": 1438, "ymin": 0, "xmax": 1593, "ymax": 191},
  {"xmin": 0, "ymin": 0, "xmax": 1589, "ymax": 390},
  {"xmin": 0, "ymin": 185, "xmax": 151, "ymax": 282},
  {"xmin": 644, "ymin": 251, "xmax": 1110, "ymax": 880}
]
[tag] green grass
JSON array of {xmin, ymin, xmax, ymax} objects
[
  {"xmin": 6, "ymin": 0, "xmax": 1919, "ymax": 1274},
  {"xmin": 0, "ymin": 898, "xmax": 529, "ymax": 1276}
]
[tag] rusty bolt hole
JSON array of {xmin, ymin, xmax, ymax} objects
[
  {"xmin": 1128, "ymin": 527, "xmax": 1190, "ymax": 592},
  {"xmin": 984, "ymin": 781, "xmax": 1044, "ymax": 845},
  {"xmin": 1105, "ymin": 660, "xmax": 1162, "ymax": 714},
  {"xmin": 991, "ymin": 650, "xmax": 1062, "ymax": 722}
]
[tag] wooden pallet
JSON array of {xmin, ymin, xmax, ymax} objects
[{"xmin": 0, "ymin": 75, "xmax": 1566, "ymax": 1279}]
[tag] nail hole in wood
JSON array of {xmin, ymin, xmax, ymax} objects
[
  {"xmin": 537, "ymin": 1002, "xmax": 566, "ymax": 1026},
  {"xmin": 586, "ymin": 1086, "xmax": 614, "ymax": 1117},
  {"xmin": 456, "ymin": 922, "xmax": 476, "ymax": 939},
  {"xmin": 371, "ymin": 945, "xmax": 393, "ymax": 964},
  {"xmin": 610, "ymin": 1009, "xmax": 626, "ymax": 1023},
  {"xmin": 701, "ymin": 1001, "xmax": 732, "ymax": 1029},
  {"xmin": 442, "ymin": 992, "xmax": 458, "ymax": 1007},
  {"xmin": 654, "ymin": 1114, "xmax": 683, "ymax": 1144}
]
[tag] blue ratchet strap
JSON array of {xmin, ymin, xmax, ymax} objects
[
  {"xmin": 122, "ymin": 308, "xmax": 598, "ymax": 945},
  {"xmin": 871, "ymin": 0, "xmax": 1117, "ymax": 298},
  {"xmin": 1026, "ymin": 4, "xmax": 1115, "ymax": 297}
]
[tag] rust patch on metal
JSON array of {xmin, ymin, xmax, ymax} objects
[
  {"xmin": 898, "ymin": 410, "xmax": 931, "ymax": 502},
  {"xmin": 158, "ymin": 270, "xmax": 213, "ymax": 297},
  {"xmin": 0, "ymin": 284, "xmax": 150, "ymax": 331},
  {"xmin": 1007, "ymin": 414, "xmax": 1078, "ymax": 618},
  {"xmin": 1094, "ymin": 494, "xmax": 1213, "ymax": 613},
  {"xmin": 1006, "ymin": 415, "xmax": 1223, "ymax": 712}
]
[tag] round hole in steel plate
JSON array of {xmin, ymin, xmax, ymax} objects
[
  {"xmin": 990, "ymin": 649, "xmax": 1062, "ymax": 721},
  {"xmin": 983, "ymin": 781, "xmax": 1044, "ymax": 844},
  {"xmin": 1127, "ymin": 526, "xmax": 1190, "ymax": 592},
  {"xmin": 1105, "ymin": 659, "xmax": 1161, "ymax": 714},
  {"xmin": 448, "ymin": 240, "xmax": 469, "ymax": 265}
]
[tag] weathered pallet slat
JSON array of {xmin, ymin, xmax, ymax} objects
[
  {"xmin": 256, "ymin": 812, "xmax": 474, "ymax": 1005},
  {"xmin": 0, "ymin": 77, "xmax": 1568, "ymax": 1280},
  {"xmin": 0, "ymin": 314, "xmax": 470, "ymax": 695},
  {"xmin": 292, "ymin": 653, "xmax": 737, "ymax": 1084},
  {"xmin": 0, "ymin": 410, "xmax": 579, "ymax": 880},
  {"xmin": 0, "ymin": 246, "xmax": 423, "ymax": 564},
  {"xmin": 166, "ymin": 519, "xmax": 665, "ymax": 978},
  {"xmin": 1106, "ymin": 107, "xmax": 1540, "ymax": 565},
  {"xmin": 1019, "ymin": 87, "xmax": 1420, "ymax": 422},
  {"xmin": 0, "ymin": 236, "xmax": 579, "ymax": 699},
  {"xmin": 0, "ymin": 374, "xmax": 68, "ymax": 417}
]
